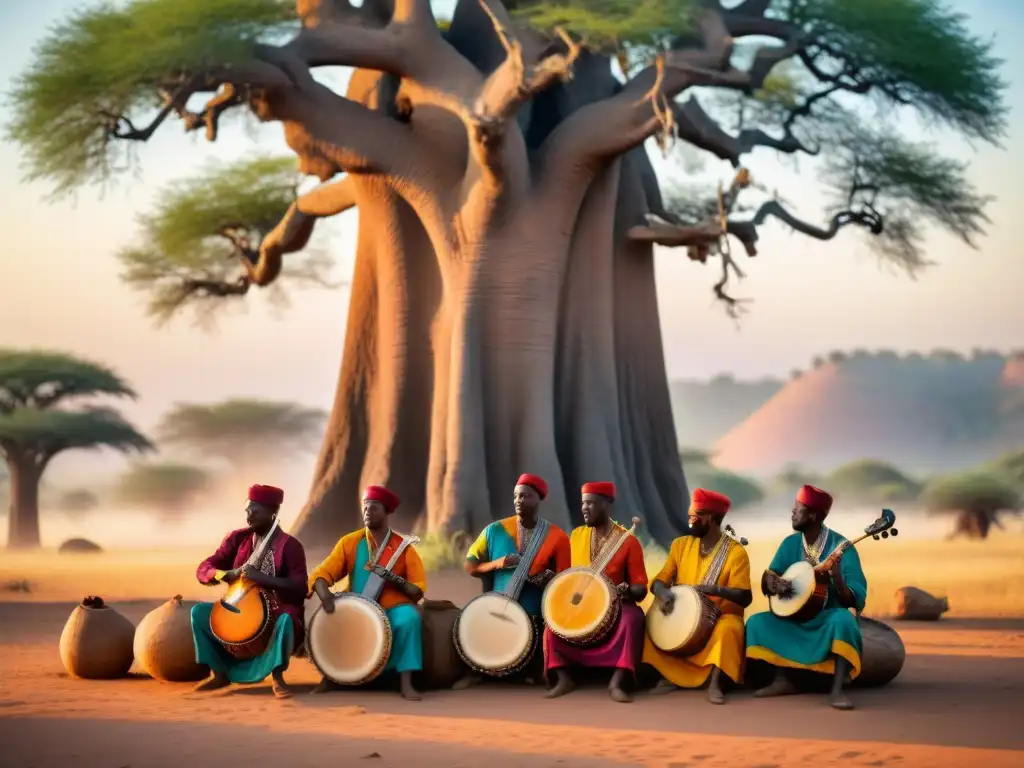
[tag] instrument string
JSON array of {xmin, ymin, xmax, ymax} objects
[{"xmin": 562, "ymin": 517, "xmax": 641, "ymax": 621}]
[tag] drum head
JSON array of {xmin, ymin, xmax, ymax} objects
[
  {"xmin": 457, "ymin": 593, "xmax": 533, "ymax": 670},
  {"xmin": 542, "ymin": 569, "xmax": 612, "ymax": 638},
  {"xmin": 772, "ymin": 561, "xmax": 816, "ymax": 617},
  {"xmin": 309, "ymin": 596, "xmax": 391, "ymax": 684},
  {"xmin": 646, "ymin": 585, "xmax": 701, "ymax": 650}
]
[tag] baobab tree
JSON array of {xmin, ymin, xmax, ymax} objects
[{"xmin": 7, "ymin": 0, "xmax": 1005, "ymax": 543}]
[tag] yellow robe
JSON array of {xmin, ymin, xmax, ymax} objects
[{"xmin": 641, "ymin": 536, "xmax": 751, "ymax": 687}]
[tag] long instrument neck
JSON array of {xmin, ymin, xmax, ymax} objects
[{"xmin": 590, "ymin": 521, "xmax": 637, "ymax": 574}]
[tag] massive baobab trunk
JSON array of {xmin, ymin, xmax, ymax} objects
[
  {"xmin": 290, "ymin": 0, "xmax": 694, "ymax": 544},
  {"xmin": 5, "ymin": 453, "xmax": 42, "ymax": 549}
]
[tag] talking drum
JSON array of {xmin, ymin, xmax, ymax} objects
[
  {"xmin": 542, "ymin": 569, "xmax": 620, "ymax": 647},
  {"xmin": 646, "ymin": 585, "xmax": 720, "ymax": 657},
  {"xmin": 307, "ymin": 593, "xmax": 392, "ymax": 686},
  {"xmin": 454, "ymin": 593, "xmax": 535, "ymax": 676}
]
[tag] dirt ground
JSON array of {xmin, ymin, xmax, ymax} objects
[{"xmin": 2, "ymin": 566, "xmax": 1023, "ymax": 768}]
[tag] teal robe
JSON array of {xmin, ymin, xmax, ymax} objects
[
  {"xmin": 191, "ymin": 604, "xmax": 294, "ymax": 684},
  {"xmin": 349, "ymin": 534, "xmax": 423, "ymax": 674},
  {"xmin": 745, "ymin": 529, "xmax": 867, "ymax": 679}
]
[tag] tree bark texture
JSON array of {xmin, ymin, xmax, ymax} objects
[
  {"xmin": 266, "ymin": 0, "xmax": 702, "ymax": 543},
  {"xmin": 6, "ymin": 454, "xmax": 42, "ymax": 549}
]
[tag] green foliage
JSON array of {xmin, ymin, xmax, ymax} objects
[
  {"xmin": 791, "ymin": 0, "xmax": 1007, "ymax": 142},
  {"xmin": 415, "ymin": 530, "xmax": 472, "ymax": 572},
  {"xmin": 117, "ymin": 155, "xmax": 333, "ymax": 326},
  {"xmin": 515, "ymin": 0, "xmax": 700, "ymax": 64},
  {"xmin": 980, "ymin": 449, "xmax": 1024, "ymax": 492},
  {"xmin": 825, "ymin": 459, "xmax": 921, "ymax": 503},
  {"xmin": 4, "ymin": 0, "xmax": 296, "ymax": 196},
  {"xmin": 920, "ymin": 472, "xmax": 1021, "ymax": 515},
  {"xmin": 158, "ymin": 398, "xmax": 326, "ymax": 464},
  {"xmin": 0, "ymin": 349, "xmax": 152, "ymax": 461},
  {"xmin": 687, "ymin": 469, "xmax": 765, "ymax": 509},
  {"xmin": 772, "ymin": 464, "xmax": 822, "ymax": 495},
  {"xmin": 679, "ymin": 447, "xmax": 714, "ymax": 468},
  {"xmin": 116, "ymin": 462, "xmax": 212, "ymax": 515}
]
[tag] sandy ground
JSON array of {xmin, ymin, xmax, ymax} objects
[{"xmin": 2, "ymin": 566, "xmax": 1024, "ymax": 768}]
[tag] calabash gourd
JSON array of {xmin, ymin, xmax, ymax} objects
[
  {"xmin": 134, "ymin": 594, "xmax": 208, "ymax": 682},
  {"xmin": 59, "ymin": 596, "xmax": 135, "ymax": 679}
]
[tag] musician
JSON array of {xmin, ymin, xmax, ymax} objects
[
  {"xmin": 191, "ymin": 484, "xmax": 309, "ymax": 699},
  {"xmin": 643, "ymin": 488, "xmax": 751, "ymax": 705},
  {"xmin": 544, "ymin": 482, "xmax": 648, "ymax": 703},
  {"xmin": 745, "ymin": 485, "xmax": 867, "ymax": 710},
  {"xmin": 308, "ymin": 485, "xmax": 427, "ymax": 701},
  {"xmin": 454, "ymin": 473, "xmax": 571, "ymax": 689}
]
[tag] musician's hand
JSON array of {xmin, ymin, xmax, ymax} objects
[
  {"xmin": 499, "ymin": 554, "xmax": 520, "ymax": 570},
  {"xmin": 318, "ymin": 592, "xmax": 336, "ymax": 614},
  {"xmin": 695, "ymin": 584, "xmax": 718, "ymax": 597},
  {"xmin": 369, "ymin": 564, "xmax": 389, "ymax": 579},
  {"xmin": 616, "ymin": 582, "xmax": 631, "ymax": 600},
  {"xmin": 240, "ymin": 564, "xmax": 265, "ymax": 584},
  {"xmin": 529, "ymin": 569, "xmax": 555, "ymax": 587},
  {"xmin": 657, "ymin": 590, "xmax": 676, "ymax": 615},
  {"xmin": 766, "ymin": 573, "xmax": 793, "ymax": 598},
  {"xmin": 220, "ymin": 569, "xmax": 241, "ymax": 585}
]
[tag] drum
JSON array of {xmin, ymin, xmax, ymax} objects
[
  {"xmin": 851, "ymin": 616, "xmax": 906, "ymax": 689},
  {"xmin": 453, "ymin": 592, "xmax": 535, "ymax": 676},
  {"xmin": 307, "ymin": 593, "xmax": 392, "ymax": 686},
  {"xmin": 209, "ymin": 578, "xmax": 278, "ymax": 660},
  {"xmin": 768, "ymin": 560, "xmax": 828, "ymax": 621},
  {"xmin": 541, "ymin": 567, "xmax": 620, "ymax": 647},
  {"xmin": 418, "ymin": 599, "xmax": 468, "ymax": 690},
  {"xmin": 645, "ymin": 585, "xmax": 720, "ymax": 656}
]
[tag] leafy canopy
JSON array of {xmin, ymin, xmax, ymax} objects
[
  {"xmin": 687, "ymin": 468, "xmax": 765, "ymax": 509},
  {"xmin": 0, "ymin": 349, "xmax": 152, "ymax": 461},
  {"xmin": 117, "ymin": 155, "xmax": 332, "ymax": 326},
  {"xmin": 5, "ymin": 0, "xmax": 296, "ymax": 196},
  {"xmin": 158, "ymin": 399, "xmax": 326, "ymax": 462},
  {"xmin": 920, "ymin": 472, "xmax": 1021, "ymax": 515},
  {"xmin": 117, "ymin": 462, "xmax": 212, "ymax": 514},
  {"xmin": 825, "ymin": 459, "xmax": 922, "ymax": 503}
]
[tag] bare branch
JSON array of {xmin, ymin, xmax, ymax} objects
[
  {"xmin": 749, "ymin": 199, "xmax": 883, "ymax": 240},
  {"xmin": 245, "ymin": 176, "xmax": 357, "ymax": 287},
  {"xmin": 629, "ymin": 219, "xmax": 759, "ymax": 257}
]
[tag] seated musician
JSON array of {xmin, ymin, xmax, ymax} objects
[
  {"xmin": 745, "ymin": 485, "xmax": 867, "ymax": 711},
  {"xmin": 191, "ymin": 484, "xmax": 308, "ymax": 699},
  {"xmin": 454, "ymin": 473, "xmax": 571, "ymax": 689},
  {"xmin": 308, "ymin": 485, "xmax": 426, "ymax": 701},
  {"xmin": 644, "ymin": 488, "xmax": 751, "ymax": 705},
  {"xmin": 544, "ymin": 482, "xmax": 648, "ymax": 703}
]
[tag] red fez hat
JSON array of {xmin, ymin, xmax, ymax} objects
[
  {"xmin": 581, "ymin": 481, "xmax": 616, "ymax": 501},
  {"xmin": 689, "ymin": 488, "xmax": 731, "ymax": 517},
  {"xmin": 516, "ymin": 473, "xmax": 548, "ymax": 500},
  {"xmin": 363, "ymin": 485, "xmax": 400, "ymax": 514},
  {"xmin": 796, "ymin": 485, "xmax": 833, "ymax": 516},
  {"xmin": 248, "ymin": 484, "xmax": 284, "ymax": 507}
]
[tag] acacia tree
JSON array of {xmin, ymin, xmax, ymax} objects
[
  {"xmin": 7, "ymin": 0, "xmax": 1005, "ymax": 542},
  {"xmin": 118, "ymin": 155, "xmax": 337, "ymax": 327},
  {"xmin": 116, "ymin": 462, "xmax": 213, "ymax": 519},
  {"xmin": 0, "ymin": 350, "xmax": 153, "ymax": 548},
  {"xmin": 158, "ymin": 399, "xmax": 326, "ymax": 468}
]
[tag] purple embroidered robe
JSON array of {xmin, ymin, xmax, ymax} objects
[{"xmin": 196, "ymin": 528, "xmax": 309, "ymax": 647}]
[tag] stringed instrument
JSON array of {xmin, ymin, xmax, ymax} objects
[
  {"xmin": 541, "ymin": 517, "xmax": 642, "ymax": 647},
  {"xmin": 769, "ymin": 508, "xmax": 899, "ymax": 622}
]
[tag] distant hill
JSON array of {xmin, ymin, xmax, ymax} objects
[
  {"xmin": 669, "ymin": 374, "xmax": 783, "ymax": 449},
  {"xmin": 712, "ymin": 350, "xmax": 1024, "ymax": 477}
]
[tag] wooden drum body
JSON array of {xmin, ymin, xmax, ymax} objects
[
  {"xmin": 646, "ymin": 585, "xmax": 720, "ymax": 657},
  {"xmin": 209, "ymin": 578, "xmax": 277, "ymax": 660},
  {"xmin": 542, "ymin": 567, "xmax": 620, "ymax": 647},
  {"xmin": 768, "ymin": 560, "xmax": 828, "ymax": 622},
  {"xmin": 307, "ymin": 594, "xmax": 392, "ymax": 686},
  {"xmin": 454, "ymin": 592, "xmax": 535, "ymax": 676},
  {"xmin": 852, "ymin": 616, "xmax": 906, "ymax": 689}
]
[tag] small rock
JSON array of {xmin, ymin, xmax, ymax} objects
[
  {"xmin": 58, "ymin": 538, "xmax": 103, "ymax": 554},
  {"xmin": 3, "ymin": 579, "xmax": 31, "ymax": 593},
  {"xmin": 362, "ymin": 753, "xmax": 381, "ymax": 760},
  {"xmin": 893, "ymin": 586, "xmax": 949, "ymax": 621}
]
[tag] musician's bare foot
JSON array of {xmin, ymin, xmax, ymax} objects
[
  {"xmin": 399, "ymin": 671, "xmax": 422, "ymax": 701},
  {"xmin": 271, "ymin": 669, "xmax": 292, "ymax": 699},
  {"xmin": 193, "ymin": 672, "xmax": 230, "ymax": 693},
  {"xmin": 829, "ymin": 690, "xmax": 855, "ymax": 710},
  {"xmin": 649, "ymin": 677, "xmax": 678, "ymax": 696},
  {"xmin": 707, "ymin": 668, "xmax": 726, "ymax": 705},
  {"xmin": 608, "ymin": 669, "xmax": 633, "ymax": 703},
  {"xmin": 753, "ymin": 671, "xmax": 798, "ymax": 698},
  {"xmin": 452, "ymin": 673, "xmax": 482, "ymax": 691},
  {"xmin": 544, "ymin": 670, "xmax": 575, "ymax": 699},
  {"xmin": 310, "ymin": 675, "xmax": 337, "ymax": 694}
]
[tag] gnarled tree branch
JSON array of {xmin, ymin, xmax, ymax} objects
[{"xmin": 749, "ymin": 199, "xmax": 884, "ymax": 240}]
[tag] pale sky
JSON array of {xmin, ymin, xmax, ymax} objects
[{"xmin": 0, "ymin": 0, "xmax": 1022, "ymax": 481}]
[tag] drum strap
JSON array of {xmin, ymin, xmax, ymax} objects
[
  {"xmin": 361, "ymin": 531, "xmax": 418, "ymax": 604},
  {"xmin": 504, "ymin": 518, "xmax": 550, "ymax": 601}
]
